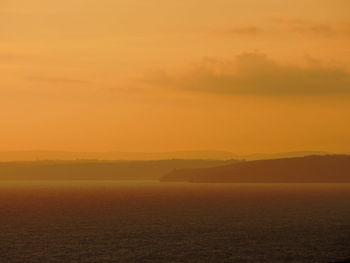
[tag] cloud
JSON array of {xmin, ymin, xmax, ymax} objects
[
  {"xmin": 216, "ymin": 20, "xmax": 350, "ymax": 38},
  {"xmin": 147, "ymin": 53, "xmax": 350, "ymax": 96},
  {"xmin": 222, "ymin": 26, "xmax": 262, "ymax": 36},
  {"xmin": 0, "ymin": 53, "xmax": 22, "ymax": 61},
  {"xmin": 27, "ymin": 76, "xmax": 90, "ymax": 85},
  {"xmin": 0, "ymin": 52, "xmax": 35, "ymax": 63},
  {"xmin": 277, "ymin": 19, "xmax": 336, "ymax": 37}
]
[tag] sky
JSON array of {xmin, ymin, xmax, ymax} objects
[{"xmin": 1, "ymin": 0, "xmax": 350, "ymax": 154}]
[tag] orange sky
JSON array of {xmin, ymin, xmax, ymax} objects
[{"xmin": 1, "ymin": 0, "xmax": 350, "ymax": 154}]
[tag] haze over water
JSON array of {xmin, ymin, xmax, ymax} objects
[{"xmin": 0, "ymin": 181, "xmax": 349, "ymax": 263}]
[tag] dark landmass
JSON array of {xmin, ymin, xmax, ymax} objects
[
  {"xmin": 0, "ymin": 150, "xmax": 331, "ymax": 162},
  {"xmin": 242, "ymin": 150, "xmax": 330, "ymax": 161},
  {"xmin": 161, "ymin": 155, "xmax": 350, "ymax": 183},
  {"xmin": 0, "ymin": 159, "xmax": 238, "ymax": 181}
]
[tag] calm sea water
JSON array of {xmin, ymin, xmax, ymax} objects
[{"xmin": 0, "ymin": 181, "xmax": 349, "ymax": 263}]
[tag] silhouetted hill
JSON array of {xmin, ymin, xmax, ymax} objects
[
  {"xmin": 161, "ymin": 155, "xmax": 350, "ymax": 183},
  {"xmin": 242, "ymin": 151, "xmax": 330, "ymax": 160},
  {"xmin": 0, "ymin": 159, "xmax": 238, "ymax": 181}
]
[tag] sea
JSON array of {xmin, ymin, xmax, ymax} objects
[{"xmin": 0, "ymin": 181, "xmax": 349, "ymax": 263}]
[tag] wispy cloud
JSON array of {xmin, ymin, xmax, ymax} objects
[
  {"xmin": 27, "ymin": 76, "xmax": 91, "ymax": 85},
  {"xmin": 216, "ymin": 20, "xmax": 350, "ymax": 38},
  {"xmin": 0, "ymin": 52, "xmax": 35, "ymax": 62},
  {"xmin": 221, "ymin": 26, "xmax": 262, "ymax": 36},
  {"xmin": 146, "ymin": 53, "xmax": 350, "ymax": 96},
  {"xmin": 276, "ymin": 19, "xmax": 336, "ymax": 37}
]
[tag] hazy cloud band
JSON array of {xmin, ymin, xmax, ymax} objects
[{"xmin": 148, "ymin": 53, "xmax": 350, "ymax": 96}]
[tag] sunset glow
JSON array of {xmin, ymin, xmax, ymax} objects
[{"xmin": 1, "ymin": 0, "xmax": 350, "ymax": 154}]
